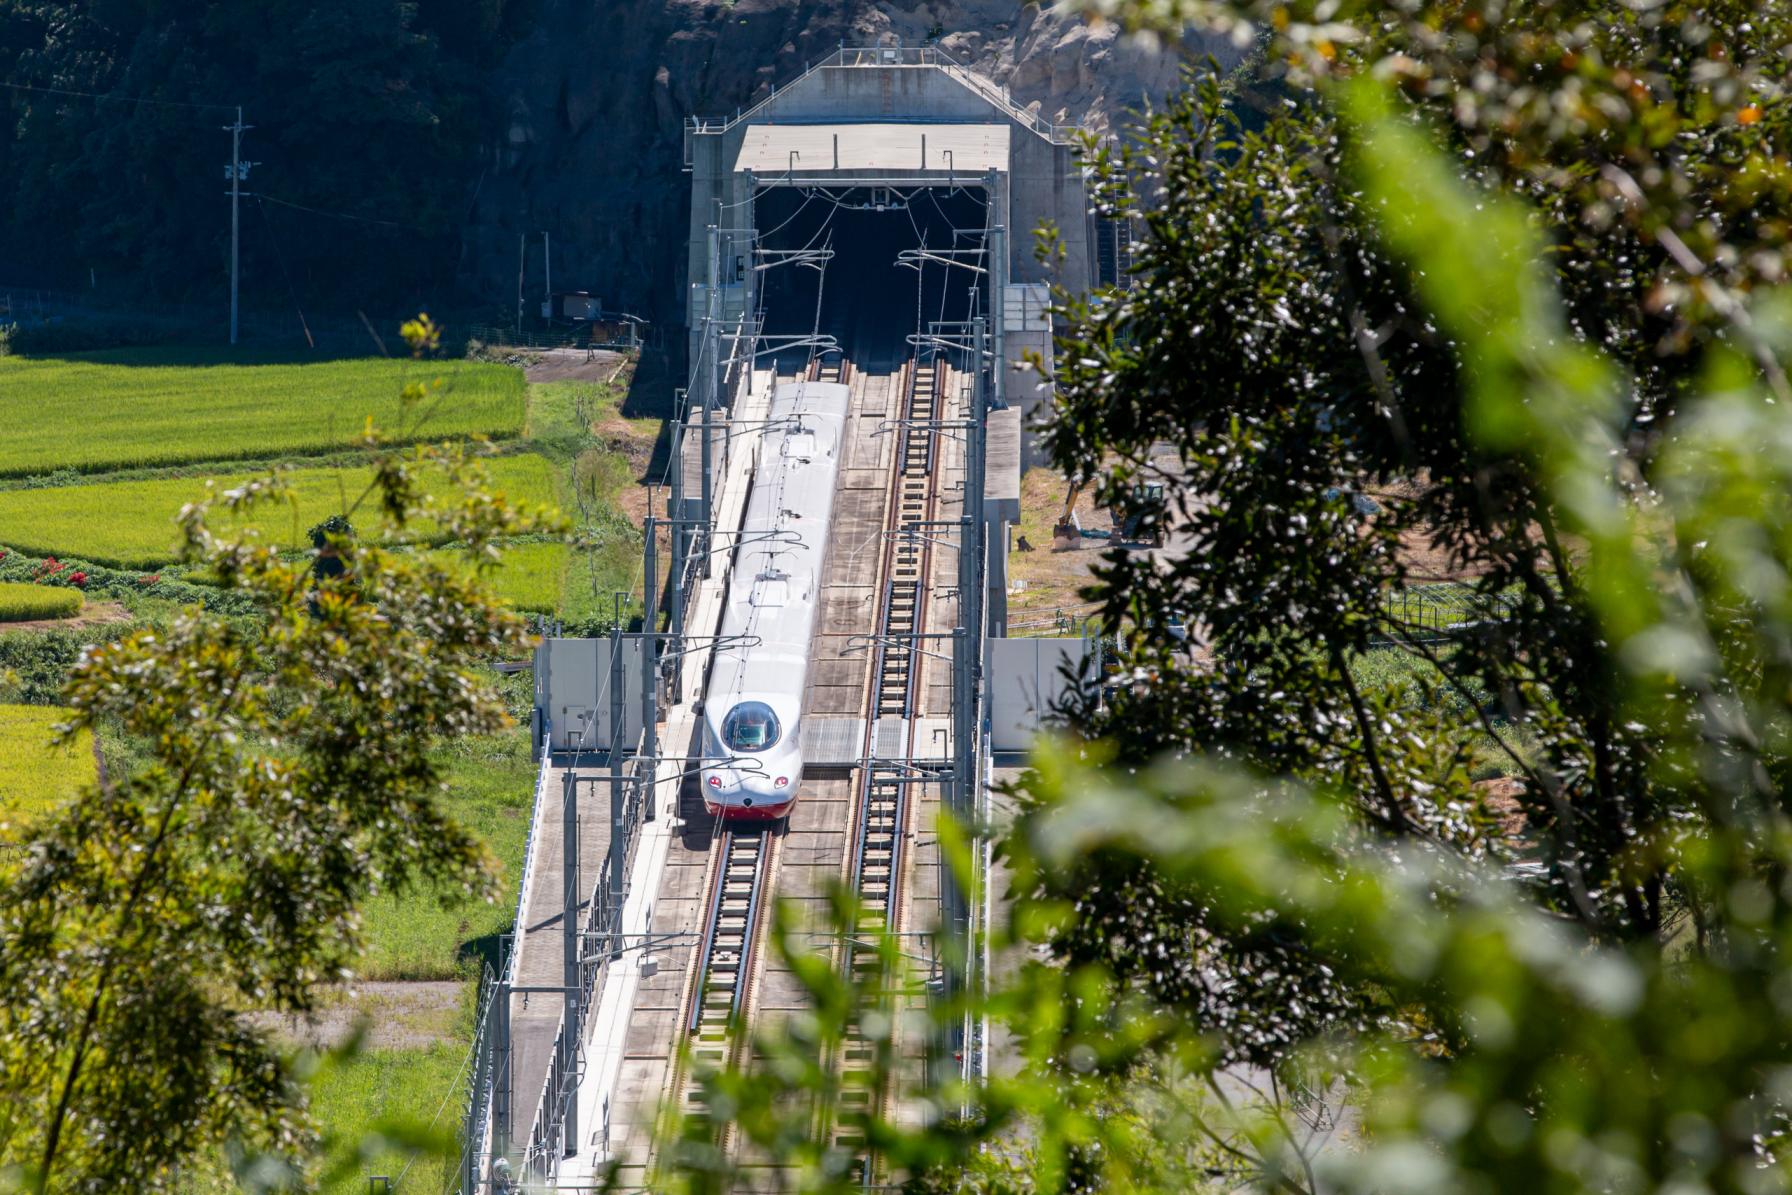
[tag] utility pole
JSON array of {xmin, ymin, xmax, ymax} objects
[{"xmin": 223, "ymin": 107, "xmax": 252, "ymax": 346}]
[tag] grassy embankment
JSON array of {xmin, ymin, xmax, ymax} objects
[
  {"xmin": 359, "ymin": 732, "xmax": 535, "ymax": 981},
  {"xmin": 523, "ymin": 374, "xmax": 660, "ymax": 626},
  {"xmin": 309, "ymin": 1043, "xmax": 469, "ymax": 1193}
]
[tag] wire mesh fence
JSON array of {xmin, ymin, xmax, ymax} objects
[
  {"xmin": 467, "ymin": 322, "xmax": 658, "ymax": 354},
  {"xmin": 1375, "ymin": 582, "xmax": 1518, "ymax": 643}
]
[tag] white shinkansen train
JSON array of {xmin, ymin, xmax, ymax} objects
[{"xmin": 700, "ymin": 380, "xmax": 850, "ymax": 819}]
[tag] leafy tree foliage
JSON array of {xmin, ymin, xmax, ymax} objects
[
  {"xmin": 1038, "ymin": 0, "xmax": 1792, "ymax": 1051},
  {"xmin": 0, "ymin": 318, "xmax": 558, "ymax": 1192},
  {"xmin": 0, "ymin": 0, "xmax": 534, "ymax": 308},
  {"xmin": 668, "ymin": 4, "xmax": 1792, "ymax": 1192}
]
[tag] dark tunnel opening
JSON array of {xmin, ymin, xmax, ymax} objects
[{"xmin": 754, "ymin": 185, "xmax": 989, "ymax": 372}]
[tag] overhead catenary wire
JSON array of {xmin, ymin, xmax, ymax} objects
[{"xmin": 753, "ymin": 187, "xmax": 820, "ymax": 243}]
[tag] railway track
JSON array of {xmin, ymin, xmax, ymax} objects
[
  {"xmin": 675, "ymin": 360, "xmax": 857, "ymax": 1144},
  {"xmin": 683, "ymin": 825, "xmax": 778, "ymax": 1071},
  {"xmin": 672, "ymin": 354, "xmax": 949, "ymax": 1177},
  {"xmin": 677, "ymin": 769, "xmax": 786, "ymax": 1152},
  {"xmin": 811, "ymin": 353, "xmax": 852, "ymax": 386},
  {"xmin": 831, "ymin": 354, "xmax": 949, "ymax": 1169}
]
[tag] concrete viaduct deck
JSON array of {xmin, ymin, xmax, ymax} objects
[{"xmin": 507, "ymin": 357, "xmax": 970, "ymax": 1190}]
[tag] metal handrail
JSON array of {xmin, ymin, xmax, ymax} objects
[
  {"xmin": 459, "ymin": 722, "xmax": 554, "ymax": 1193},
  {"xmin": 455, "ymin": 965, "xmax": 501, "ymax": 1195},
  {"xmin": 506, "ymin": 725, "xmax": 558, "ymax": 994},
  {"xmin": 685, "ymin": 44, "xmax": 1076, "ymax": 145},
  {"xmin": 515, "ymin": 748, "xmax": 656, "ymax": 1183}
]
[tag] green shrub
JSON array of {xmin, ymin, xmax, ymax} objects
[
  {"xmin": 0, "ymin": 625, "xmax": 135, "ymax": 705},
  {"xmin": 0, "ymin": 547, "xmax": 257, "ymax": 618},
  {"xmin": 0, "ymin": 582, "xmax": 82, "ymax": 623}
]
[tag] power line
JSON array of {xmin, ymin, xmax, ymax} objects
[
  {"xmin": 0, "ymin": 79, "xmax": 236, "ymax": 112},
  {"xmin": 254, "ymin": 192, "xmax": 420, "ymax": 231},
  {"xmin": 252, "ymin": 195, "xmax": 314, "ymax": 348}
]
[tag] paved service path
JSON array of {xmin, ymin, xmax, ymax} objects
[{"xmin": 507, "ymin": 757, "xmax": 615, "ymax": 1135}]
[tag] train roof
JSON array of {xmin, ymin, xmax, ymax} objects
[{"xmin": 706, "ymin": 380, "xmax": 851, "ymax": 712}]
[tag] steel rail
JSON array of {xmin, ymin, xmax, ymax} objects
[
  {"xmin": 684, "ymin": 826, "xmax": 776, "ymax": 1038},
  {"xmin": 830, "ymin": 355, "xmax": 950, "ymax": 1178}
]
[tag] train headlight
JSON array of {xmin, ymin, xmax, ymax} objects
[
  {"xmin": 707, "ymin": 775, "xmax": 721, "ymax": 789},
  {"xmin": 774, "ymin": 776, "xmax": 789, "ymax": 788}
]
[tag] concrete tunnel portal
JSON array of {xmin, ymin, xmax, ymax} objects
[
  {"xmin": 755, "ymin": 184, "xmax": 990, "ymax": 371},
  {"xmin": 686, "ymin": 72, "xmax": 1093, "ymax": 441}
]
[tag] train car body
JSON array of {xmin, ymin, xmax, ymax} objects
[{"xmin": 700, "ymin": 380, "xmax": 850, "ymax": 819}]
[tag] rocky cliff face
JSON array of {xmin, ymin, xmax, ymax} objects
[{"xmin": 462, "ymin": 0, "xmax": 1237, "ymax": 330}]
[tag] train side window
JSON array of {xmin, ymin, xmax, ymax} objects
[{"xmin": 722, "ymin": 702, "xmax": 781, "ymax": 753}]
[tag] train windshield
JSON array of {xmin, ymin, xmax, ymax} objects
[{"xmin": 721, "ymin": 702, "xmax": 781, "ymax": 753}]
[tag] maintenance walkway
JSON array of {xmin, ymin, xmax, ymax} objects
[{"xmin": 504, "ymin": 754, "xmax": 617, "ymax": 1142}]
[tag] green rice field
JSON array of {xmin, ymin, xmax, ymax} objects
[
  {"xmin": 0, "ymin": 704, "xmax": 96, "ymax": 837},
  {"xmin": 0, "ymin": 350, "xmax": 657, "ymax": 625},
  {"xmin": 0, "ymin": 454, "xmax": 560, "ymax": 568},
  {"xmin": 0, "ymin": 580, "xmax": 82, "ymax": 621},
  {"xmin": 0, "ymin": 349, "xmax": 526, "ymax": 476},
  {"xmin": 452, "ymin": 540, "xmax": 568, "ymax": 615}
]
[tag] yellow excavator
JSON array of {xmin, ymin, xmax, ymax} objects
[
  {"xmin": 1052, "ymin": 479, "xmax": 1165, "ymax": 548},
  {"xmin": 1051, "ymin": 480, "xmax": 1086, "ymax": 547}
]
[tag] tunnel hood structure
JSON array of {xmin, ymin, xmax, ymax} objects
[{"xmin": 684, "ymin": 42, "xmax": 1089, "ymax": 463}]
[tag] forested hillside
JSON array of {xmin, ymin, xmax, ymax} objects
[
  {"xmin": 0, "ymin": 0, "xmax": 534, "ymax": 309},
  {"xmin": 1, "ymin": 0, "xmax": 1214, "ymax": 329}
]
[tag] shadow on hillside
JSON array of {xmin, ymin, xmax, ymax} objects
[
  {"xmin": 457, "ymin": 929, "xmax": 506, "ymax": 977},
  {"xmin": 631, "ymin": 350, "xmax": 683, "ymax": 488}
]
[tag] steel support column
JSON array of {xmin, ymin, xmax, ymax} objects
[
  {"xmin": 669, "ymin": 419, "xmax": 686, "ymax": 644},
  {"xmin": 610, "ymin": 619, "xmax": 628, "ymax": 954},
  {"xmin": 988, "ymin": 221, "xmax": 1006, "ymax": 410},
  {"xmin": 559, "ymin": 769, "xmax": 579, "ymax": 1153},
  {"xmin": 700, "ymin": 370, "xmax": 714, "ymax": 580},
  {"xmin": 493, "ymin": 977, "xmax": 512, "ymax": 1160}
]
